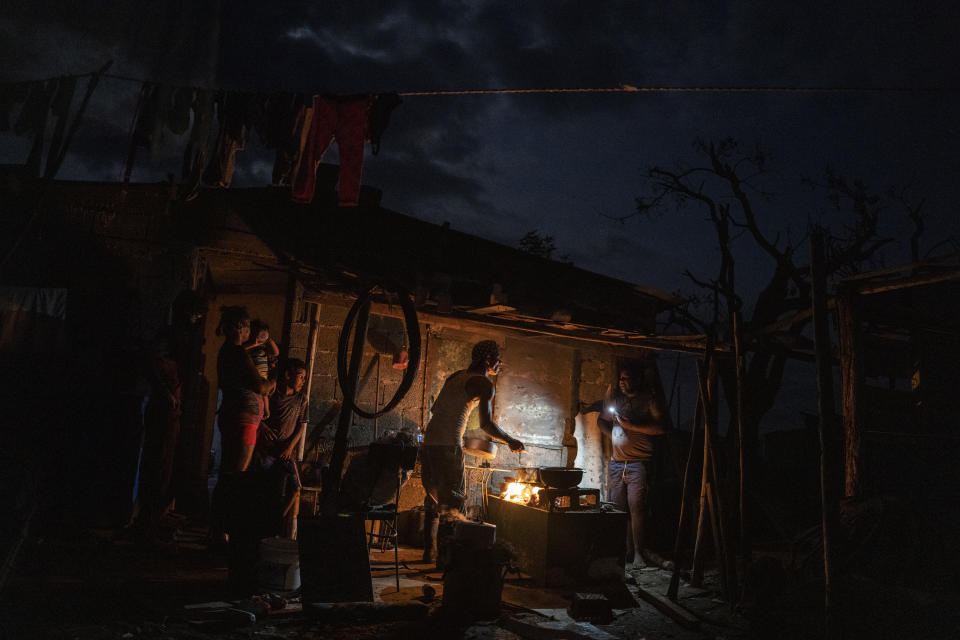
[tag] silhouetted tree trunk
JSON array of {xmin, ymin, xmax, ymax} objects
[{"xmin": 631, "ymin": 138, "xmax": 916, "ymax": 537}]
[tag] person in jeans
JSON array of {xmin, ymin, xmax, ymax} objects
[{"xmin": 598, "ymin": 364, "xmax": 667, "ymax": 569}]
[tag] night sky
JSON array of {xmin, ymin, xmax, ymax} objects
[{"xmin": 3, "ymin": 1, "xmax": 959, "ymax": 303}]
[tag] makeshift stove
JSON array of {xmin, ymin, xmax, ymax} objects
[{"xmin": 487, "ymin": 479, "xmax": 627, "ymax": 587}]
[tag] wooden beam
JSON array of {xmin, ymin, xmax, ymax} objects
[
  {"xmin": 836, "ymin": 292, "xmax": 863, "ymax": 499},
  {"xmin": 667, "ymin": 350, "xmax": 708, "ymax": 600},
  {"xmin": 854, "ymin": 267, "xmax": 960, "ymax": 295},
  {"xmin": 633, "ymin": 584, "xmax": 701, "ymax": 630},
  {"xmin": 303, "ymin": 288, "xmax": 721, "ymax": 355},
  {"xmin": 811, "ymin": 230, "xmax": 840, "ymax": 639},
  {"xmin": 733, "ymin": 311, "xmax": 751, "ymax": 574},
  {"xmin": 298, "ymin": 302, "xmax": 322, "ymax": 461},
  {"xmin": 838, "ymin": 253, "xmax": 960, "ymax": 284}
]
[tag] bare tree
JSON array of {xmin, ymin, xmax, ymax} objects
[{"xmin": 631, "ymin": 138, "xmax": 914, "ymax": 467}]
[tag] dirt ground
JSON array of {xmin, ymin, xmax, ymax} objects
[{"xmin": 3, "ymin": 511, "xmax": 956, "ymax": 639}]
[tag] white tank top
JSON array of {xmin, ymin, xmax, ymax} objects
[{"xmin": 424, "ymin": 370, "xmax": 482, "ymax": 446}]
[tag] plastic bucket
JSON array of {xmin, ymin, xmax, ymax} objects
[{"xmin": 258, "ymin": 536, "xmax": 301, "ymax": 593}]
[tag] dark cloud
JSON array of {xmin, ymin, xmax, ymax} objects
[{"xmin": 2, "ymin": 0, "xmax": 959, "ymax": 297}]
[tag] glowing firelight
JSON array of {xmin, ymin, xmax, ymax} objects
[{"xmin": 501, "ymin": 481, "xmax": 540, "ymax": 504}]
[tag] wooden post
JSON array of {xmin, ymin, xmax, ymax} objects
[
  {"xmin": 703, "ymin": 359, "xmax": 734, "ymax": 603},
  {"xmin": 690, "ymin": 358, "xmax": 712, "ymax": 587},
  {"xmin": 705, "ymin": 482, "xmax": 725, "ymax": 597},
  {"xmin": 733, "ymin": 311, "xmax": 751, "ymax": 582},
  {"xmin": 298, "ymin": 302, "xmax": 322, "ymax": 462},
  {"xmin": 291, "ymin": 302, "xmax": 322, "ymax": 540},
  {"xmin": 667, "ymin": 355, "xmax": 707, "ymax": 600},
  {"xmin": 810, "ymin": 230, "xmax": 841, "ymax": 639},
  {"xmin": 836, "ymin": 289, "xmax": 863, "ymax": 498},
  {"xmin": 322, "ymin": 297, "xmax": 372, "ymax": 516}
]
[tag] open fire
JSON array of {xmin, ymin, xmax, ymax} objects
[{"xmin": 500, "ymin": 481, "xmax": 540, "ymax": 504}]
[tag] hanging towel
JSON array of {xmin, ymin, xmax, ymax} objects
[
  {"xmin": 367, "ymin": 93, "xmax": 402, "ymax": 155},
  {"xmin": 203, "ymin": 91, "xmax": 252, "ymax": 188},
  {"xmin": 0, "ymin": 82, "xmax": 29, "ymax": 132},
  {"xmin": 291, "ymin": 95, "xmax": 373, "ymax": 206},
  {"xmin": 181, "ymin": 89, "xmax": 214, "ymax": 181},
  {"xmin": 167, "ymin": 86, "xmax": 194, "ymax": 135},
  {"xmin": 257, "ymin": 92, "xmax": 311, "ymax": 186},
  {"xmin": 123, "ymin": 82, "xmax": 162, "ymax": 183},
  {"xmin": 14, "ymin": 79, "xmax": 56, "ymax": 177},
  {"xmin": 44, "ymin": 76, "xmax": 77, "ymax": 179}
]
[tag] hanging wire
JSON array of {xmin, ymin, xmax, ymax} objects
[{"xmin": 3, "ymin": 70, "xmax": 958, "ymax": 96}]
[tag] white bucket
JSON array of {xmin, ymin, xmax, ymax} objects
[{"xmin": 258, "ymin": 537, "xmax": 301, "ymax": 593}]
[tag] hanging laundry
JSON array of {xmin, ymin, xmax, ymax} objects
[
  {"xmin": 180, "ymin": 89, "xmax": 215, "ymax": 200},
  {"xmin": 0, "ymin": 82, "xmax": 30, "ymax": 132},
  {"xmin": 255, "ymin": 92, "xmax": 295, "ymax": 149},
  {"xmin": 260, "ymin": 93, "xmax": 313, "ymax": 186},
  {"xmin": 123, "ymin": 82, "xmax": 162, "ymax": 183},
  {"xmin": 11, "ymin": 63, "xmax": 109, "ymax": 181},
  {"xmin": 167, "ymin": 86, "xmax": 194, "ymax": 135},
  {"xmin": 44, "ymin": 76, "xmax": 77, "ymax": 179},
  {"xmin": 203, "ymin": 91, "xmax": 253, "ymax": 188},
  {"xmin": 367, "ymin": 93, "xmax": 402, "ymax": 155},
  {"xmin": 14, "ymin": 79, "xmax": 56, "ymax": 177},
  {"xmin": 292, "ymin": 95, "xmax": 373, "ymax": 206},
  {"xmin": 288, "ymin": 97, "xmax": 315, "ymax": 185}
]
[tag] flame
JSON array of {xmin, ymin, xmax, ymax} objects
[{"xmin": 501, "ymin": 481, "xmax": 540, "ymax": 504}]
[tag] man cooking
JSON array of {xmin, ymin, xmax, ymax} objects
[
  {"xmin": 420, "ymin": 340, "xmax": 524, "ymax": 563},
  {"xmin": 597, "ymin": 363, "xmax": 668, "ymax": 569}
]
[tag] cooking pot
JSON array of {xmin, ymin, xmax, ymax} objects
[
  {"xmin": 463, "ymin": 432, "xmax": 498, "ymax": 459},
  {"xmin": 538, "ymin": 466, "xmax": 583, "ymax": 489},
  {"xmin": 514, "ymin": 467, "xmax": 541, "ymax": 484}
]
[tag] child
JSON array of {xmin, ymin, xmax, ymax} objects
[{"xmin": 244, "ymin": 319, "xmax": 279, "ymax": 417}]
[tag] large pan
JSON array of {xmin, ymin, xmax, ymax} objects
[
  {"xmin": 463, "ymin": 432, "xmax": 498, "ymax": 460},
  {"xmin": 538, "ymin": 466, "xmax": 583, "ymax": 489}
]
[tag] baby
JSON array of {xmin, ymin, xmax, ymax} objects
[{"xmin": 244, "ymin": 319, "xmax": 279, "ymax": 418}]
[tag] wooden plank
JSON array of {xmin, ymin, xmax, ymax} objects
[
  {"xmin": 633, "ymin": 584, "xmax": 701, "ymax": 630},
  {"xmin": 690, "ymin": 358, "xmax": 711, "ymax": 588},
  {"xmin": 836, "ymin": 291, "xmax": 863, "ymax": 499},
  {"xmin": 811, "ymin": 230, "xmax": 840, "ymax": 639},
  {"xmin": 667, "ymin": 353, "xmax": 707, "ymax": 600},
  {"xmin": 467, "ymin": 304, "xmax": 517, "ymax": 315}
]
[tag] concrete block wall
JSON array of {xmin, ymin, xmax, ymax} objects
[
  {"xmin": 576, "ymin": 351, "xmax": 617, "ymax": 493},
  {"xmin": 293, "ymin": 297, "xmax": 659, "ymax": 514},
  {"xmin": 489, "ymin": 336, "xmax": 574, "ymax": 470},
  {"xmin": 305, "ymin": 303, "xmax": 429, "ymax": 452}
]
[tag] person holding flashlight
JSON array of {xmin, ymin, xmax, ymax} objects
[{"xmin": 597, "ymin": 364, "xmax": 668, "ymax": 569}]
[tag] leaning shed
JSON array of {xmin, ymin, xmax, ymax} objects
[
  {"xmin": 181, "ymin": 173, "xmax": 687, "ymax": 519},
  {"xmin": 0, "ymin": 168, "xmax": 693, "ymax": 532},
  {"xmin": 835, "ymin": 255, "xmax": 960, "ymax": 507}
]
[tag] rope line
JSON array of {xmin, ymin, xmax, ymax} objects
[{"xmin": 3, "ymin": 70, "xmax": 957, "ymax": 96}]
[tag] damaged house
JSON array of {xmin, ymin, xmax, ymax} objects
[{"xmin": 1, "ymin": 166, "xmax": 689, "ymax": 590}]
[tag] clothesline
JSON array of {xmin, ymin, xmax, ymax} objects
[{"xmin": 4, "ymin": 69, "xmax": 957, "ymax": 96}]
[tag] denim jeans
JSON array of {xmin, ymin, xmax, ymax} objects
[{"xmin": 608, "ymin": 459, "xmax": 653, "ymax": 556}]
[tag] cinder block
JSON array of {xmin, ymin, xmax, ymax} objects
[{"xmin": 568, "ymin": 592, "xmax": 612, "ymax": 624}]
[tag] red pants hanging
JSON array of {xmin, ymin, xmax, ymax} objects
[{"xmin": 292, "ymin": 95, "xmax": 372, "ymax": 206}]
